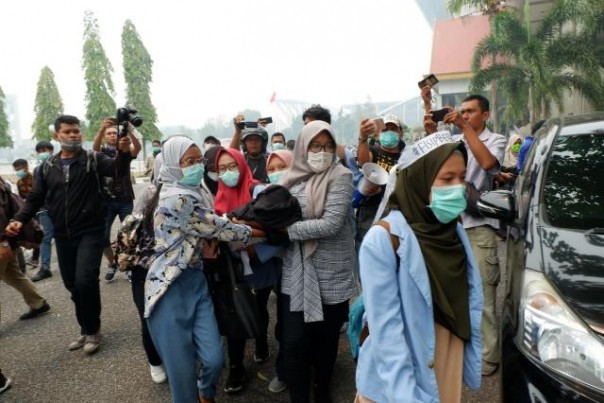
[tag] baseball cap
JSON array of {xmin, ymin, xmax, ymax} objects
[{"xmin": 382, "ymin": 114, "xmax": 402, "ymax": 129}]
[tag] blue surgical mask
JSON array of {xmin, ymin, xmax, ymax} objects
[
  {"xmin": 15, "ymin": 169, "xmax": 27, "ymax": 179},
  {"xmin": 379, "ymin": 131, "xmax": 399, "ymax": 148},
  {"xmin": 152, "ymin": 146, "xmax": 161, "ymax": 153},
  {"xmin": 429, "ymin": 184, "xmax": 467, "ymax": 224},
  {"xmin": 37, "ymin": 152, "xmax": 51, "ymax": 162},
  {"xmin": 219, "ymin": 170, "xmax": 240, "ymax": 188},
  {"xmin": 272, "ymin": 143, "xmax": 285, "ymax": 151},
  {"xmin": 207, "ymin": 171, "xmax": 219, "ymax": 182},
  {"xmin": 179, "ymin": 163, "xmax": 204, "ymax": 186},
  {"xmin": 268, "ymin": 170, "xmax": 287, "ymax": 185}
]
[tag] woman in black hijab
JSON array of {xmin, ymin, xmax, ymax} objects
[{"xmin": 356, "ymin": 133, "xmax": 483, "ymax": 403}]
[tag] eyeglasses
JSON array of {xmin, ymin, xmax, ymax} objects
[
  {"xmin": 180, "ymin": 156, "xmax": 205, "ymax": 167},
  {"xmin": 218, "ymin": 162, "xmax": 239, "ymax": 175},
  {"xmin": 308, "ymin": 142, "xmax": 336, "ymax": 153}
]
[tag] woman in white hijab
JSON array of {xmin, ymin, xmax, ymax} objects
[{"xmin": 144, "ymin": 136, "xmax": 259, "ymax": 403}]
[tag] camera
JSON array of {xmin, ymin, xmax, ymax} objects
[
  {"xmin": 431, "ymin": 108, "xmax": 451, "ymax": 123},
  {"xmin": 116, "ymin": 107, "xmax": 143, "ymax": 137},
  {"xmin": 236, "ymin": 117, "xmax": 273, "ymax": 130}
]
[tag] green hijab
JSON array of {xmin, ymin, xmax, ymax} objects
[{"xmin": 388, "ymin": 142, "xmax": 471, "ymax": 341}]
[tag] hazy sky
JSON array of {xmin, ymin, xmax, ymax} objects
[{"xmin": 0, "ymin": 0, "xmax": 433, "ymax": 136}]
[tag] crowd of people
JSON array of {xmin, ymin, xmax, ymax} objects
[{"xmin": 0, "ymin": 86, "xmax": 538, "ymax": 402}]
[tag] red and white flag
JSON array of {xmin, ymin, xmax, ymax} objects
[{"xmin": 269, "ymin": 91, "xmax": 276, "ymax": 103}]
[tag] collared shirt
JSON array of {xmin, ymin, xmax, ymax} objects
[
  {"xmin": 457, "ymin": 127, "xmax": 506, "ymax": 229},
  {"xmin": 356, "ymin": 210, "xmax": 483, "ymax": 402}
]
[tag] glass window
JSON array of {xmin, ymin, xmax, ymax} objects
[{"xmin": 542, "ymin": 132, "xmax": 604, "ymax": 230}]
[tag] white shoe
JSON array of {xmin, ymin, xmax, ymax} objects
[
  {"xmin": 150, "ymin": 364, "xmax": 167, "ymax": 384},
  {"xmin": 268, "ymin": 376, "xmax": 287, "ymax": 393}
]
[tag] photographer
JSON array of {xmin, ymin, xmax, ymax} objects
[
  {"xmin": 93, "ymin": 117, "xmax": 141, "ymax": 282},
  {"xmin": 229, "ymin": 114, "xmax": 270, "ymax": 183},
  {"xmin": 355, "ymin": 115, "xmax": 405, "ymax": 241}
]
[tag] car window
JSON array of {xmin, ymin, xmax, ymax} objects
[{"xmin": 542, "ymin": 132, "xmax": 604, "ymax": 230}]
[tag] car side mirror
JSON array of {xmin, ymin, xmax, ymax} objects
[{"xmin": 477, "ymin": 190, "xmax": 515, "ymax": 223}]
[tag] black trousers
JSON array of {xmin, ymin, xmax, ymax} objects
[
  {"xmin": 131, "ymin": 266, "xmax": 162, "ymax": 366},
  {"xmin": 281, "ymin": 293, "xmax": 349, "ymax": 403},
  {"xmin": 226, "ymin": 286, "xmax": 272, "ymax": 368},
  {"xmin": 55, "ymin": 232, "xmax": 104, "ymax": 335}
]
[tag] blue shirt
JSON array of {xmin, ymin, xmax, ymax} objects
[
  {"xmin": 356, "ymin": 210, "xmax": 483, "ymax": 402},
  {"xmin": 516, "ymin": 136, "xmax": 534, "ymax": 173}
]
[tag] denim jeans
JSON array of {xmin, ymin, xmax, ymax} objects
[
  {"xmin": 147, "ymin": 269, "xmax": 223, "ymax": 401},
  {"xmin": 103, "ymin": 200, "xmax": 134, "ymax": 246},
  {"xmin": 37, "ymin": 210, "xmax": 54, "ymax": 270},
  {"xmin": 55, "ymin": 231, "xmax": 104, "ymax": 335}
]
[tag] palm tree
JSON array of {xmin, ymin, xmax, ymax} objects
[
  {"xmin": 447, "ymin": 0, "xmax": 506, "ymax": 16},
  {"xmin": 470, "ymin": 0, "xmax": 604, "ymax": 125}
]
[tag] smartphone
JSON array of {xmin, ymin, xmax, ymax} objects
[
  {"xmin": 244, "ymin": 121, "xmax": 259, "ymax": 128},
  {"xmin": 418, "ymin": 74, "xmax": 439, "ymax": 89},
  {"xmin": 372, "ymin": 118, "xmax": 385, "ymax": 131},
  {"xmin": 431, "ymin": 108, "xmax": 451, "ymax": 123},
  {"xmin": 259, "ymin": 116, "xmax": 273, "ymax": 124}
]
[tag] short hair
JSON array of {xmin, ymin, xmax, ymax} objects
[
  {"xmin": 151, "ymin": 139, "xmax": 161, "ymax": 145},
  {"xmin": 35, "ymin": 140, "xmax": 54, "ymax": 152},
  {"xmin": 302, "ymin": 104, "xmax": 331, "ymax": 124},
  {"xmin": 271, "ymin": 132, "xmax": 285, "ymax": 142},
  {"xmin": 12, "ymin": 159, "xmax": 28, "ymax": 168},
  {"xmin": 203, "ymin": 135, "xmax": 220, "ymax": 145},
  {"xmin": 54, "ymin": 115, "xmax": 80, "ymax": 131},
  {"xmin": 531, "ymin": 120, "xmax": 546, "ymax": 135},
  {"xmin": 462, "ymin": 94, "xmax": 490, "ymax": 112},
  {"xmin": 286, "ymin": 139, "xmax": 295, "ymax": 150}
]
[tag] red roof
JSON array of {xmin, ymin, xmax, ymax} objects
[{"xmin": 430, "ymin": 15, "xmax": 491, "ymax": 76}]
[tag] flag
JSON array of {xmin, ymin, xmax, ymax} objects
[{"xmin": 269, "ymin": 91, "xmax": 276, "ymax": 103}]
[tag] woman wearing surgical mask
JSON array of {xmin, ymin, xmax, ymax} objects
[
  {"xmin": 214, "ymin": 148, "xmax": 282, "ymax": 394},
  {"xmin": 279, "ymin": 120, "xmax": 356, "ymax": 403},
  {"xmin": 200, "ymin": 145, "xmax": 223, "ymax": 207},
  {"xmin": 144, "ymin": 137, "xmax": 259, "ymax": 403},
  {"xmin": 355, "ymin": 136, "xmax": 483, "ymax": 403},
  {"xmin": 503, "ymin": 133, "xmax": 523, "ymax": 171},
  {"xmin": 266, "ymin": 149, "xmax": 293, "ymax": 185}
]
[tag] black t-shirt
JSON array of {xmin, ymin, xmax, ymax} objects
[
  {"xmin": 245, "ymin": 153, "xmax": 269, "ymax": 183},
  {"xmin": 101, "ymin": 146, "xmax": 134, "ymax": 202},
  {"xmin": 370, "ymin": 142, "xmax": 404, "ymax": 173}
]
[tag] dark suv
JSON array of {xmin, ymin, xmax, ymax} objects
[{"xmin": 478, "ymin": 112, "xmax": 604, "ymax": 402}]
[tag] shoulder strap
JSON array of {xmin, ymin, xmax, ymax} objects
[{"xmin": 374, "ymin": 220, "xmax": 400, "ymax": 251}]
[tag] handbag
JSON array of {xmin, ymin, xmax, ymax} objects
[
  {"xmin": 206, "ymin": 242, "xmax": 262, "ymax": 339},
  {"xmin": 1, "ymin": 180, "xmax": 44, "ymax": 249}
]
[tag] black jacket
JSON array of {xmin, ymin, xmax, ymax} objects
[{"xmin": 14, "ymin": 148, "xmax": 133, "ymax": 238}]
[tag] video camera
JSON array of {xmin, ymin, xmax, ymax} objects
[
  {"xmin": 236, "ymin": 116, "xmax": 273, "ymax": 130},
  {"xmin": 116, "ymin": 106, "xmax": 143, "ymax": 137}
]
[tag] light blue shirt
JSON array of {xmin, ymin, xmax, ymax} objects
[{"xmin": 356, "ymin": 210, "xmax": 483, "ymax": 402}]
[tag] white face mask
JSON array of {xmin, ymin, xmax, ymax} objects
[{"xmin": 307, "ymin": 151, "xmax": 334, "ymax": 173}]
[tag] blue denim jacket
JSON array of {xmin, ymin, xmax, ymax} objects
[{"xmin": 356, "ymin": 210, "xmax": 483, "ymax": 402}]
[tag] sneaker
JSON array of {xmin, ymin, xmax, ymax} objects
[
  {"xmin": 0, "ymin": 371, "xmax": 12, "ymax": 394},
  {"xmin": 31, "ymin": 268, "xmax": 52, "ymax": 282},
  {"xmin": 481, "ymin": 360, "xmax": 499, "ymax": 376},
  {"xmin": 69, "ymin": 335, "xmax": 87, "ymax": 351},
  {"xmin": 27, "ymin": 259, "xmax": 39, "ymax": 267},
  {"xmin": 83, "ymin": 333, "xmax": 102, "ymax": 355},
  {"xmin": 104, "ymin": 264, "xmax": 118, "ymax": 282},
  {"xmin": 253, "ymin": 349, "xmax": 270, "ymax": 363},
  {"xmin": 224, "ymin": 366, "xmax": 246, "ymax": 393},
  {"xmin": 268, "ymin": 376, "xmax": 287, "ymax": 393},
  {"xmin": 149, "ymin": 364, "xmax": 167, "ymax": 384},
  {"xmin": 19, "ymin": 301, "xmax": 51, "ymax": 320}
]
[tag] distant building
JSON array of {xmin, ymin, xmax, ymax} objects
[
  {"xmin": 429, "ymin": 14, "xmax": 491, "ymax": 109},
  {"xmin": 415, "ymin": 0, "xmax": 450, "ymax": 26},
  {"xmin": 5, "ymin": 94, "xmax": 21, "ymax": 142}
]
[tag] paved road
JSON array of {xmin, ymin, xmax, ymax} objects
[{"xmin": 0, "ymin": 182, "xmax": 503, "ymax": 402}]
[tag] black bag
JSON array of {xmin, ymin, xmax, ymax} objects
[
  {"xmin": 1, "ymin": 180, "xmax": 44, "ymax": 249},
  {"xmin": 206, "ymin": 243, "xmax": 262, "ymax": 339}
]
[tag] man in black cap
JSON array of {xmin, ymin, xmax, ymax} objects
[{"xmin": 229, "ymin": 114, "xmax": 270, "ymax": 183}]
